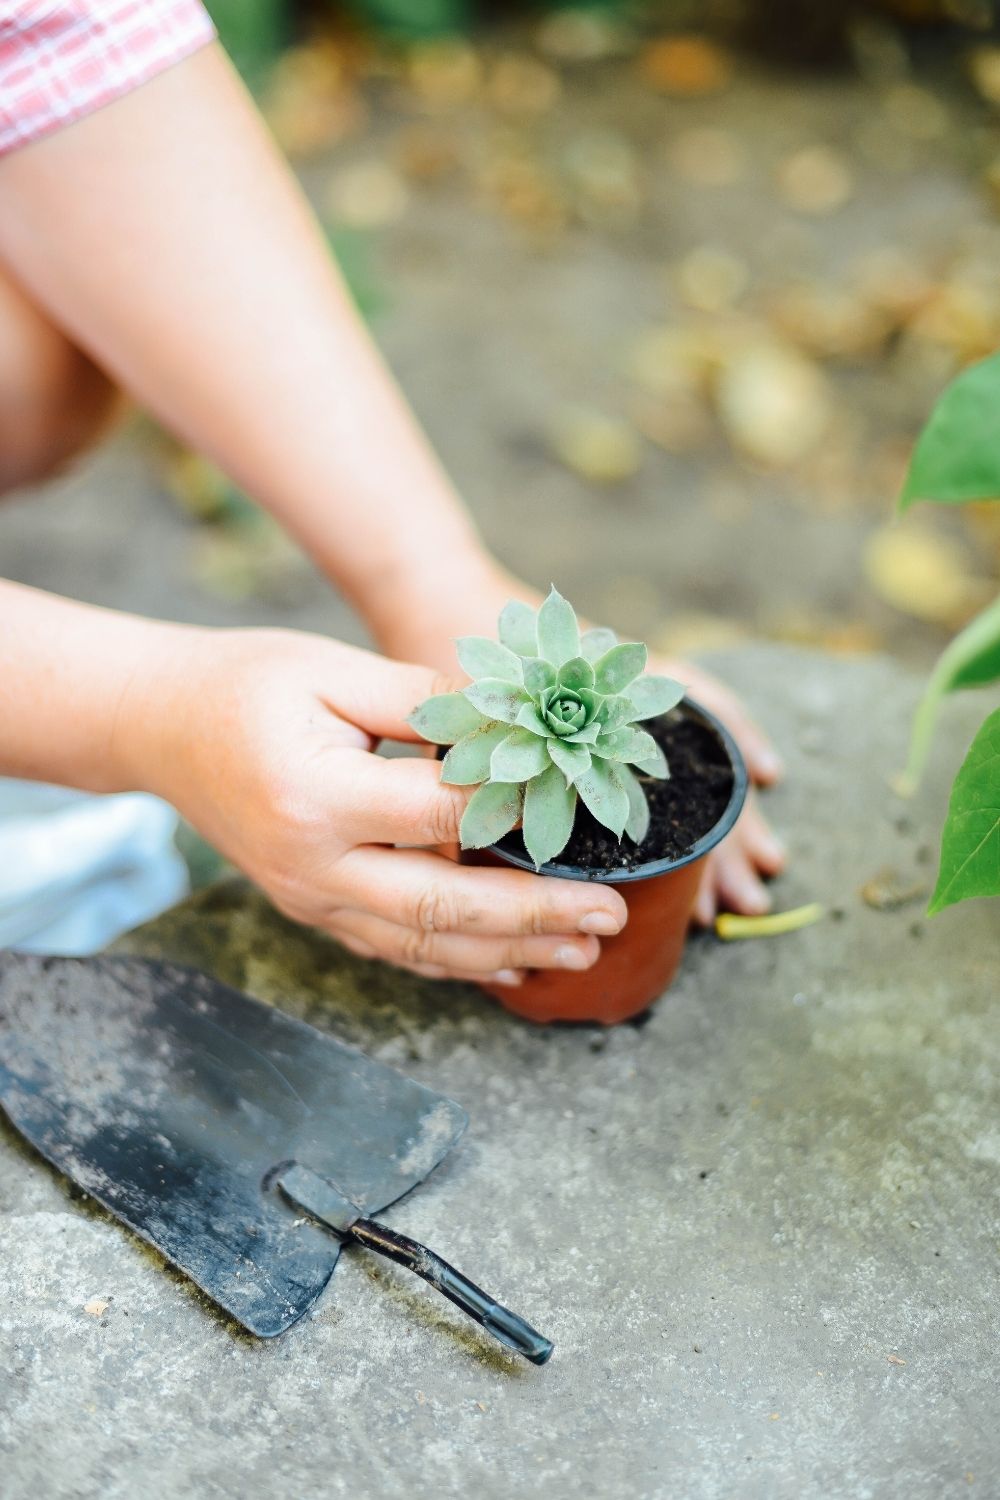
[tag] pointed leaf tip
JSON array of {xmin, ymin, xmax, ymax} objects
[
  {"xmin": 536, "ymin": 586, "xmax": 581, "ymax": 667},
  {"xmin": 497, "ymin": 599, "xmax": 538, "ymax": 657},
  {"xmin": 409, "ymin": 692, "xmax": 488, "ymax": 745},
  {"xmin": 593, "ymin": 642, "xmax": 647, "ymax": 695},
  {"xmin": 459, "ymin": 781, "xmax": 523, "ymax": 850},
  {"xmin": 456, "ymin": 635, "xmax": 524, "ymax": 685}
]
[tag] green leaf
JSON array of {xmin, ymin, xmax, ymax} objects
[
  {"xmin": 580, "ymin": 625, "xmax": 618, "ymax": 662},
  {"xmin": 498, "ymin": 599, "xmax": 538, "ymax": 657},
  {"xmin": 619, "ymin": 764, "xmax": 651, "ymax": 845},
  {"xmin": 928, "ymin": 708, "xmax": 1000, "ymax": 913},
  {"xmin": 593, "ymin": 642, "xmax": 647, "ymax": 695},
  {"xmin": 523, "ymin": 657, "xmax": 556, "ymax": 696},
  {"xmin": 565, "ymin": 722, "xmax": 602, "ymax": 745},
  {"xmin": 591, "ymin": 726, "xmax": 666, "ymax": 774},
  {"xmin": 900, "ymin": 354, "xmax": 1000, "ymax": 511},
  {"xmin": 490, "ymin": 728, "xmax": 551, "ymax": 783},
  {"xmin": 624, "ymin": 674, "xmax": 686, "ymax": 722},
  {"xmin": 575, "ymin": 757, "xmax": 629, "ymax": 838},
  {"xmin": 456, "ymin": 636, "xmax": 523, "ymax": 684},
  {"xmin": 459, "ymin": 780, "xmax": 523, "ymax": 850},
  {"xmin": 547, "ymin": 737, "xmax": 592, "ymax": 785},
  {"xmin": 408, "ymin": 692, "xmax": 487, "ymax": 745},
  {"xmin": 515, "ymin": 702, "xmax": 551, "ymax": 737},
  {"xmin": 536, "ymin": 586, "xmax": 580, "ymax": 666},
  {"xmin": 597, "ymin": 695, "xmax": 634, "ymax": 730},
  {"xmin": 463, "ymin": 678, "xmax": 529, "ymax": 724},
  {"xmin": 625, "ymin": 728, "xmax": 669, "ymax": 778},
  {"xmin": 558, "ymin": 656, "xmax": 596, "ymax": 692},
  {"xmin": 522, "ymin": 763, "xmax": 577, "ymax": 868},
  {"xmin": 901, "ymin": 593, "xmax": 1000, "ymax": 793},
  {"xmin": 441, "ymin": 722, "xmax": 510, "ymax": 785}
]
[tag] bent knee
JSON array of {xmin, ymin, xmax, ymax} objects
[{"xmin": 0, "ymin": 346, "xmax": 122, "ymax": 496}]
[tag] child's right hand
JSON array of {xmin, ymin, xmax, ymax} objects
[{"xmin": 127, "ymin": 628, "xmax": 626, "ymax": 988}]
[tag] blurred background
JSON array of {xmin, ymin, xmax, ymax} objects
[{"xmin": 5, "ymin": 0, "xmax": 1000, "ymax": 675}]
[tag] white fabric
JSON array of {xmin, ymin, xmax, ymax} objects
[{"xmin": 0, "ymin": 779, "xmax": 189, "ymax": 953}]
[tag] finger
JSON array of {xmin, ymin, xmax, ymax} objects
[
  {"xmin": 319, "ymin": 643, "xmax": 465, "ymax": 744},
  {"xmin": 333, "ymin": 931, "xmax": 525, "ymax": 987},
  {"xmin": 692, "ymin": 857, "xmax": 718, "ymax": 928},
  {"xmin": 712, "ymin": 846, "xmax": 772, "ymax": 917},
  {"xmin": 330, "ymin": 751, "xmax": 474, "ymax": 848},
  {"xmin": 330, "ymin": 909, "xmax": 602, "ymax": 975},
  {"xmin": 333, "ymin": 844, "xmax": 628, "ymax": 937},
  {"xmin": 737, "ymin": 800, "xmax": 786, "ymax": 877},
  {"xmin": 658, "ymin": 660, "xmax": 784, "ymax": 786}
]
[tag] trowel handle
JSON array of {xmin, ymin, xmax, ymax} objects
[{"xmin": 351, "ymin": 1217, "xmax": 554, "ymax": 1365}]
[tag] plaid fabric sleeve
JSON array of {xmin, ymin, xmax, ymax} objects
[{"xmin": 0, "ymin": 1, "xmax": 217, "ymax": 157}]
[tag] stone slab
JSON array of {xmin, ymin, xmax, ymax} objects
[{"xmin": 1, "ymin": 646, "xmax": 997, "ymax": 1500}]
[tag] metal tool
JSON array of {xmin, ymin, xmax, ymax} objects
[{"xmin": 0, "ymin": 951, "xmax": 552, "ymax": 1361}]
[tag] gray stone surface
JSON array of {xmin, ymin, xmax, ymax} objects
[{"xmin": 1, "ymin": 645, "xmax": 998, "ymax": 1500}]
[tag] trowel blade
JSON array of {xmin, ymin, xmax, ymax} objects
[{"xmin": 0, "ymin": 952, "xmax": 467, "ymax": 1336}]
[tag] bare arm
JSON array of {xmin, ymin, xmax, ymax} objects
[{"xmin": 0, "ymin": 42, "xmax": 496, "ymax": 652}]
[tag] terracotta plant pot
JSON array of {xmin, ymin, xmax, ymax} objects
[{"xmin": 461, "ymin": 699, "xmax": 748, "ymax": 1026}]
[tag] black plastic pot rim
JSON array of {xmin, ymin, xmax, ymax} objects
[{"xmin": 485, "ymin": 696, "xmax": 750, "ymax": 886}]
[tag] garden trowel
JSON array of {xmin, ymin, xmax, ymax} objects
[{"xmin": 0, "ymin": 951, "xmax": 552, "ymax": 1362}]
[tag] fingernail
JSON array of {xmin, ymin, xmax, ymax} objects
[
  {"xmin": 492, "ymin": 969, "xmax": 523, "ymax": 987},
  {"xmin": 554, "ymin": 944, "xmax": 591, "ymax": 970},
  {"xmin": 757, "ymin": 750, "xmax": 784, "ymax": 780},
  {"xmin": 578, "ymin": 911, "xmax": 622, "ymax": 936}
]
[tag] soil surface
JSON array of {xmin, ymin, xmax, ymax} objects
[{"xmin": 497, "ymin": 707, "xmax": 735, "ymax": 875}]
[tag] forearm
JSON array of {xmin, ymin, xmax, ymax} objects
[
  {"xmin": 0, "ymin": 580, "xmax": 185, "ymax": 794},
  {"xmin": 0, "ymin": 44, "xmax": 489, "ymax": 647}
]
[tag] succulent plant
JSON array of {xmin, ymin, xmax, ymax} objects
[{"xmin": 408, "ymin": 587, "xmax": 685, "ymax": 868}]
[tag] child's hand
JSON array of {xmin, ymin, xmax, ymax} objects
[{"xmin": 131, "ymin": 629, "xmax": 627, "ymax": 987}]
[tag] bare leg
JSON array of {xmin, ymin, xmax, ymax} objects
[{"xmin": 0, "ymin": 261, "xmax": 122, "ymax": 496}]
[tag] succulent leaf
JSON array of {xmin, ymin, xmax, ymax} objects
[
  {"xmin": 580, "ymin": 625, "xmax": 619, "ymax": 662},
  {"xmin": 593, "ymin": 726, "xmax": 668, "ymax": 776},
  {"xmin": 490, "ymin": 728, "xmax": 552, "ymax": 783},
  {"xmin": 547, "ymin": 737, "xmax": 592, "ymax": 785},
  {"xmin": 459, "ymin": 781, "xmax": 523, "ymax": 849},
  {"xmin": 625, "ymin": 674, "xmax": 685, "ymax": 721},
  {"xmin": 498, "ymin": 599, "xmax": 538, "ymax": 657},
  {"xmin": 456, "ymin": 635, "xmax": 524, "ymax": 684},
  {"xmin": 593, "ymin": 642, "xmax": 647, "ymax": 695},
  {"xmin": 565, "ymin": 721, "xmax": 602, "ymax": 745},
  {"xmin": 625, "ymin": 728, "xmax": 670, "ymax": 778},
  {"xmin": 523, "ymin": 763, "xmax": 577, "ymax": 868},
  {"xmin": 557, "ymin": 656, "xmax": 596, "ymax": 692},
  {"xmin": 619, "ymin": 765, "xmax": 651, "ymax": 845},
  {"xmin": 463, "ymin": 678, "xmax": 530, "ymax": 724},
  {"xmin": 408, "ymin": 692, "xmax": 488, "ymax": 745},
  {"xmin": 575, "ymin": 757, "xmax": 629, "ymax": 838},
  {"xmin": 515, "ymin": 702, "xmax": 552, "ymax": 737},
  {"xmin": 413, "ymin": 588, "xmax": 675, "ymax": 863},
  {"xmin": 441, "ymin": 722, "xmax": 510, "ymax": 785},
  {"xmin": 523, "ymin": 657, "xmax": 556, "ymax": 695},
  {"xmin": 597, "ymin": 695, "xmax": 634, "ymax": 730},
  {"xmin": 536, "ymin": 586, "xmax": 581, "ymax": 667}
]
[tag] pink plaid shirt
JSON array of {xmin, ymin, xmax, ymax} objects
[{"xmin": 0, "ymin": 1, "xmax": 216, "ymax": 157}]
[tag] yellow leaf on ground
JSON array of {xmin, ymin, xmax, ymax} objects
[
  {"xmin": 549, "ymin": 409, "xmax": 642, "ymax": 484},
  {"xmin": 716, "ymin": 904, "xmax": 825, "ymax": 941},
  {"xmin": 863, "ymin": 525, "xmax": 987, "ymax": 627},
  {"xmin": 639, "ymin": 36, "xmax": 732, "ymax": 96},
  {"xmin": 716, "ymin": 342, "xmax": 832, "ymax": 468},
  {"xmin": 776, "ymin": 146, "xmax": 854, "ymax": 216}
]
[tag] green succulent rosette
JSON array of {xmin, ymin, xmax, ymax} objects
[{"xmin": 408, "ymin": 587, "xmax": 685, "ymax": 869}]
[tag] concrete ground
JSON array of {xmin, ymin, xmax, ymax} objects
[{"xmin": 1, "ymin": 644, "xmax": 997, "ymax": 1500}]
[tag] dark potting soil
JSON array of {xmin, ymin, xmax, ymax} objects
[{"xmin": 497, "ymin": 708, "xmax": 735, "ymax": 874}]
